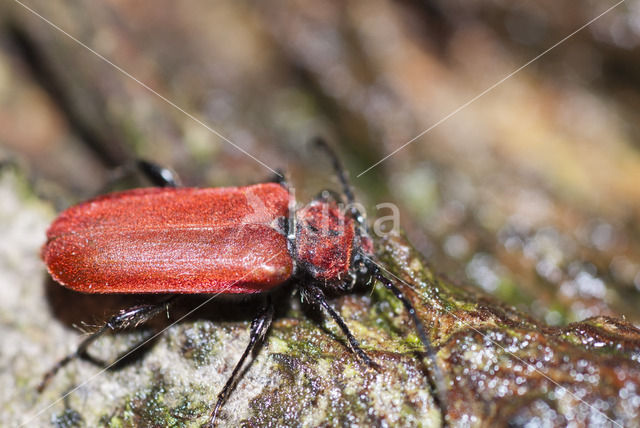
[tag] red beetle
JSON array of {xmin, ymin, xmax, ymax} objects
[{"xmin": 39, "ymin": 141, "xmax": 445, "ymax": 426}]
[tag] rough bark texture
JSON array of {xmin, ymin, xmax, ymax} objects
[
  {"xmin": 377, "ymin": 235, "xmax": 640, "ymax": 427},
  {"xmin": 2, "ymin": 166, "xmax": 640, "ymax": 427},
  {"xmin": 2, "ymin": 1, "xmax": 640, "ymax": 427}
]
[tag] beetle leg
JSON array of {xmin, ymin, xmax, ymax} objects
[
  {"xmin": 373, "ymin": 271, "xmax": 448, "ymax": 425},
  {"xmin": 302, "ymin": 284, "xmax": 376, "ymax": 368},
  {"xmin": 312, "ymin": 138, "xmax": 371, "ymax": 240},
  {"xmin": 312, "ymin": 138, "xmax": 355, "ymax": 205},
  {"xmin": 208, "ymin": 296, "xmax": 274, "ymax": 427},
  {"xmin": 38, "ymin": 296, "xmax": 178, "ymax": 392},
  {"xmin": 136, "ymin": 159, "xmax": 180, "ymax": 187},
  {"xmin": 97, "ymin": 159, "xmax": 179, "ymax": 193}
]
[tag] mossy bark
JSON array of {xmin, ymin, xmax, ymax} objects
[{"xmin": 2, "ymin": 167, "xmax": 640, "ymax": 427}]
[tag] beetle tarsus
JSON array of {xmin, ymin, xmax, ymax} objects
[
  {"xmin": 373, "ymin": 270, "xmax": 448, "ymax": 426},
  {"xmin": 38, "ymin": 323, "xmax": 110, "ymax": 393},
  {"xmin": 208, "ymin": 296, "xmax": 275, "ymax": 427}
]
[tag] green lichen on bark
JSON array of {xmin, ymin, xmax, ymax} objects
[
  {"xmin": 3, "ymin": 165, "xmax": 640, "ymax": 427},
  {"xmin": 376, "ymin": 233, "xmax": 640, "ymax": 426}
]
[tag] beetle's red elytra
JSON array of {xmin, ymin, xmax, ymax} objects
[
  {"xmin": 39, "ymin": 142, "xmax": 446, "ymax": 427},
  {"xmin": 44, "ymin": 184, "xmax": 294, "ymax": 294}
]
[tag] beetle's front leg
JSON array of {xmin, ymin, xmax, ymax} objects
[
  {"xmin": 38, "ymin": 295, "xmax": 178, "ymax": 392},
  {"xmin": 301, "ymin": 283, "xmax": 376, "ymax": 368}
]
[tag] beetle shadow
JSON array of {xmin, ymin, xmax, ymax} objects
[
  {"xmin": 44, "ymin": 276, "xmax": 143, "ymax": 328},
  {"xmin": 43, "ymin": 275, "xmax": 293, "ymax": 372},
  {"xmin": 43, "ymin": 276, "xmax": 168, "ymax": 371}
]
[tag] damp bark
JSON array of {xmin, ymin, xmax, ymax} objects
[{"xmin": 2, "ymin": 168, "xmax": 640, "ymax": 427}]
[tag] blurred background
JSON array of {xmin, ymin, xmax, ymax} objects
[{"xmin": 1, "ymin": 0, "xmax": 639, "ymax": 326}]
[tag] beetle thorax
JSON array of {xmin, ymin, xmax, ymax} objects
[{"xmin": 294, "ymin": 198, "xmax": 366, "ymax": 286}]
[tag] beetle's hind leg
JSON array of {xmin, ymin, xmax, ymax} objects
[
  {"xmin": 38, "ymin": 296, "xmax": 178, "ymax": 392},
  {"xmin": 301, "ymin": 283, "xmax": 376, "ymax": 368},
  {"xmin": 207, "ymin": 296, "xmax": 274, "ymax": 427}
]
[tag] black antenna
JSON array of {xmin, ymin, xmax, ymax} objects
[
  {"xmin": 374, "ymin": 270, "xmax": 448, "ymax": 426},
  {"xmin": 313, "ymin": 138, "xmax": 355, "ymax": 205}
]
